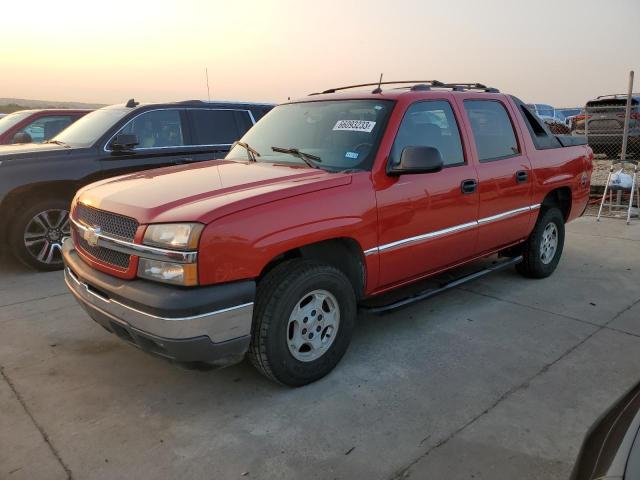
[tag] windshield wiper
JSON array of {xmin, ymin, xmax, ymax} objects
[
  {"xmin": 233, "ymin": 141, "xmax": 260, "ymax": 162},
  {"xmin": 271, "ymin": 146, "xmax": 322, "ymax": 169},
  {"xmin": 45, "ymin": 139, "xmax": 69, "ymax": 147}
]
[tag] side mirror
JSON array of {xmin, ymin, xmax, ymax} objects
[
  {"xmin": 389, "ymin": 146, "xmax": 444, "ymax": 175},
  {"xmin": 12, "ymin": 132, "xmax": 32, "ymax": 144},
  {"xmin": 110, "ymin": 133, "xmax": 139, "ymax": 152}
]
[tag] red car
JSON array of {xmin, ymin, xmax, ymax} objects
[
  {"xmin": 0, "ymin": 109, "xmax": 91, "ymax": 144},
  {"xmin": 62, "ymin": 81, "xmax": 593, "ymax": 386}
]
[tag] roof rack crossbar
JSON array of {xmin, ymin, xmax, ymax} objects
[{"xmin": 441, "ymin": 83, "xmax": 500, "ymax": 93}]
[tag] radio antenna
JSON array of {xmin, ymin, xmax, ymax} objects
[
  {"xmin": 205, "ymin": 67, "xmax": 211, "ymax": 101},
  {"xmin": 372, "ymin": 73, "xmax": 384, "ymax": 94}
]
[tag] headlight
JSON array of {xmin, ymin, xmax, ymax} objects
[
  {"xmin": 143, "ymin": 223, "xmax": 203, "ymax": 250},
  {"xmin": 138, "ymin": 258, "xmax": 198, "ymax": 286}
]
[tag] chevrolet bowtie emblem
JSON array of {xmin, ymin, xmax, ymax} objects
[{"xmin": 83, "ymin": 226, "xmax": 101, "ymax": 247}]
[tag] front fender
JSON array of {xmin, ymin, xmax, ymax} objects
[{"xmin": 197, "ymin": 175, "xmax": 378, "ymax": 286}]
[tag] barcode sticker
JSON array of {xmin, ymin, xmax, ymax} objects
[{"xmin": 333, "ymin": 120, "xmax": 376, "ymax": 133}]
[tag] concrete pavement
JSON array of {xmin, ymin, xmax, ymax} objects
[{"xmin": 1, "ymin": 216, "xmax": 639, "ymax": 480}]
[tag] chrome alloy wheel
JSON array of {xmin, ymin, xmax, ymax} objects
[
  {"xmin": 23, "ymin": 209, "xmax": 70, "ymax": 265},
  {"xmin": 540, "ymin": 222, "xmax": 558, "ymax": 265},
  {"xmin": 287, "ymin": 289, "xmax": 340, "ymax": 362}
]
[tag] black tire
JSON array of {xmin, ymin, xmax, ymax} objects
[
  {"xmin": 9, "ymin": 197, "xmax": 71, "ymax": 271},
  {"xmin": 516, "ymin": 207, "xmax": 565, "ymax": 279},
  {"xmin": 249, "ymin": 259, "xmax": 357, "ymax": 387}
]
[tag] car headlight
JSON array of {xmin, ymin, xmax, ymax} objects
[
  {"xmin": 139, "ymin": 223, "xmax": 203, "ymax": 286},
  {"xmin": 138, "ymin": 258, "xmax": 199, "ymax": 286},
  {"xmin": 143, "ymin": 223, "xmax": 203, "ymax": 250}
]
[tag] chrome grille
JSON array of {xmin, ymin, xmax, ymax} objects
[
  {"xmin": 74, "ymin": 204, "xmax": 139, "ymax": 270},
  {"xmin": 75, "ymin": 203, "xmax": 138, "ymax": 240},
  {"xmin": 77, "ymin": 235, "xmax": 131, "ymax": 269}
]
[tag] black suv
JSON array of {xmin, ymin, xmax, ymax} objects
[{"xmin": 0, "ymin": 99, "xmax": 274, "ymax": 270}]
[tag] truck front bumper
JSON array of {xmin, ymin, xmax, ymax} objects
[{"xmin": 62, "ymin": 241, "xmax": 255, "ymax": 365}]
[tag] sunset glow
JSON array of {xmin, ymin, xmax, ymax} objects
[{"xmin": 2, "ymin": 0, "xmax": 639, "ymax": 106}]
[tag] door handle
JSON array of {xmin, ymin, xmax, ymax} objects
[
  {"xmin": 175, "ymin": 157, "xmax": 194, "ymax": 164},
  {"xmin": 461, "ymin": 179, "xmax": 477, "ymax": 194},
  {"xmin": 515, "ymin": 170, "xmax": 528, "ymax": 183}
]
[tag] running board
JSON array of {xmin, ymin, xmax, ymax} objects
[{"xmin": 360, "ymin": 256, "xmax": 523, "ymax": 314}]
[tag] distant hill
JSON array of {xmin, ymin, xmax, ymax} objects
[{"xmin": 0, "ymin": 98, "xmax": 106, "ymax": 113}]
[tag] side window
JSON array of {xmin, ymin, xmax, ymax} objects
[
  {"xmin": 464, "ymin": 100, "xmax": 519, "ymax": 162},
  {"xmin": 116, "ymin": 110, "xmax": 184, "ymax": 149},
  {"xmin": 390, "ymin": 101, "xmax": 465, "ymax": 167},
  {"xmin": 190, "ymin": 110, "xmax": 251, "ymax": 145},
  {"xmin": 512, "ymin": 97, "xmax": 562, "ymax": 150},
  {"xmin": 18, "ymin": 115, "xmax": 74, "ymax": 142},
  {"xmin": 251, "ymin": 106, "xmax": 273, "ymax": 122}
]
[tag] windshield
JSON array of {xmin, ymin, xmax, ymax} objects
[
  {"xmin": 558, "ymin": 108, "xmax": 580, "ymax": 118},
  {"xmin": 0, "ymin": 111, "xmax": 33, "ymax": 135},
  {"xmin": 226, "ymin": 100, "xmax": 394, "ymax": 171},
  {"xmin": 52, "ymin": 108, "xmax": 131, "ymax": 147},
  {"xmin": 536, "ymin": 106, "xmax": 555, "ymax": 118}
]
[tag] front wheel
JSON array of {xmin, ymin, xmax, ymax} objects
[
  {"xmin": 8, "ymin": 198, "xmax": 71, "ymax": 271},
  {"xmin": 249, "ymin": 260, "xmax": 357, "ymax": 386},
  {"xmin": 516, "ymin": 207, "xmax": 565, "ymax": 278}
]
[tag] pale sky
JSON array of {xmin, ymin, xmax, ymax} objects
[{"xmin": 2, "ymin": 0, "xmax": 638, "ymax": 107}]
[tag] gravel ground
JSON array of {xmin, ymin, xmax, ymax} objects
[
  {"xmin": 591, "ymin": 157, "xmax": 638, "ymax": 186},
  {"xmin": 590, "ymin": 158, "xmax": 612, "ymax": 186}
]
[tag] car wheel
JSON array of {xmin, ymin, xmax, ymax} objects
[
  {"xmin": 9, "ymin": 198, "xmax": 71, "ymax": 271},
  {"xmin": 248, "ymin": 259, "xmax": 357, "ymax": 386},
  {"xmin": 516, "ymin": 207, "xmax": 565, "ymax": 279}
]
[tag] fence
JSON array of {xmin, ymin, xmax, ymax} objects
[
  {"xmin": 566, "ymin": 72, "xmax": 638, "ymax": 189},
  {"xmin": 578, "ymin": 72, "xmax": 640, "ymax": 222},
  {"xmin": 572, "ymin": 100, "xmax": 639, "ymax": 161}
]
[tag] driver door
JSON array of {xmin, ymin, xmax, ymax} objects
[{"xmin": 374, "ymin": 99, "xmax": 480, "ymax": 288}]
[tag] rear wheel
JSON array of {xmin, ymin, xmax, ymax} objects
[
  {"xmin": 249, "ymin": 259, "xmax": 356, "ymax": 386},
  {"xmin": 516, "ymin": 207, "xmax": 565, "ymax": 278},
  {"xmin": 9, "ymin": 198, "xmax": 71, "ymax": 271}
]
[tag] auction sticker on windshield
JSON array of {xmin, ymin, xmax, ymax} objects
[{"xmin": 333, "ymin": 120, "xmax": 376, "ymax": 133}]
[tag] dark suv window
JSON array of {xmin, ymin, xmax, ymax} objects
[
  {"xmin": 190, "ymin": 110, "xmax": 253, "ymax": 145},
  {"xmin": 390, "ymin": 101, "xmax": 465, "ymax": 167},
  {"xmin": 464, "ymin": 100, "xmax": 519, "ymax": 161},
  {"xmin": 116, "ymin": 109, "xmax": 185, "ymax": 149}
]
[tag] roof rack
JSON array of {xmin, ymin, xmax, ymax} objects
[
  {"xmin": 442, "ymin": 83, "xmax": 500, "ymax": 93},
  {"xmin": 315, "ymin": 80, "xmax": 444, "ymax": 95},
  {"xmin": 310, "ymin": 80, "xmax": 499, "ymax": 95},
  {"xmin": 596, "ymin": 93, "xmax": 640, "ymax": 99}
]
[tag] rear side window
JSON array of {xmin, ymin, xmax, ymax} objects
[
  {"xmin": 390, "ymin": 100, "xmax": 465, "ymax": 167},
  {"xmin": 512, "ymin": 96, "xmax": 562, "ymax": 150},
  {"xmin": 190, "ymin": 110, "xmax": 252, "ymax": 145},
  {"xmin": 464, "ymin": 100, "xmax": 519, "ymax": 161},
  {"xmin": 251, "ymin": 106, "xmax": 273, "ymax": 122}
]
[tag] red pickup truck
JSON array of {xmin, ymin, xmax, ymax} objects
[{"xmin": 62, "ymin": 81, "xmax": 593, "ymax": 386}]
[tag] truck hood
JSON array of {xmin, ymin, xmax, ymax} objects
[{"xmin": 76, "ymin": 160, "xmax": 353, "ymax": 225}]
